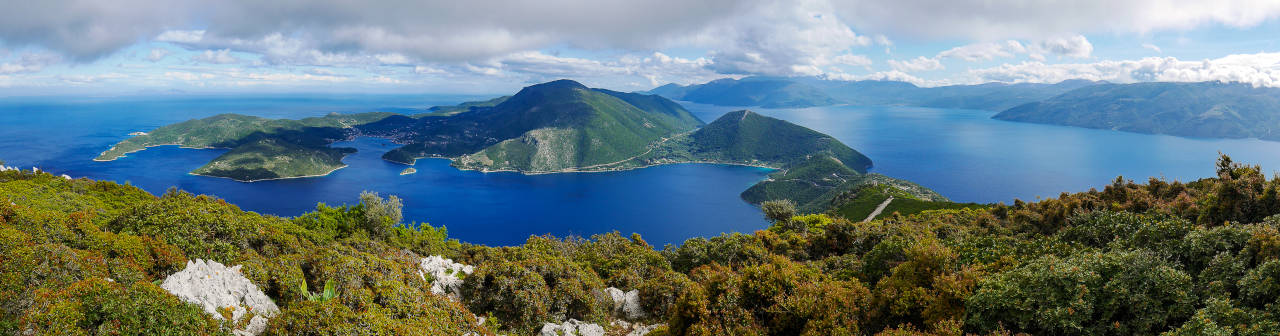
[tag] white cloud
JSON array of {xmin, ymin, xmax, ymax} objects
[
  {"xmin": 937, "ymin": 36, "xmax": 1092, "ymax": 62},
  {"xmin": 822, "ymin": 70, "xmax": 950, "ymax": 87},
  {"xmin": 698, "ymin": 0, "xmax": 873, "ymax": 76},
  {"xmin": 1142, "ymin": 43, "xmax": 1163, "ymax": 53},
  {"xmin": 888, "ymin": 56, "xmax": 943, "ymax": 72},
  {"xmin": 832, "ymin": 54, "xmax": 873, "ymax": 67},
  {"xmin": 833, "ymin": 0, "xmax": 1280, "ymax": 40},
  {"xmin": 939, "ymin": 41, "xmax": 1026, "ymax": 61},
  {"xmin": 0, "ymin": 52, "xmax": 60, "ymax": 74},
  {"xmin": 1034, "ymin": 35, "xmax": 1093, "ymax": 59},
  {"xmin": 964, "ymin": 52, "xmax": 1280, "ymax": 87},
  {"xmin": 191, "ymin": 49, "xmax": 240, "ymax": 64},
  {"xmin": 147, "ymin": 48, "xmax": 171, "ymax": 61}
]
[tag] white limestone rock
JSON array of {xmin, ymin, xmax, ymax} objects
[
  {"xmin": 606, "ymin": 287, "xmax": 647, "ymax": 320},
  {"xmin": 540, "ymin": 319, "xmax": 605, "ymax": 336},
  {"xmin": 161, "ymin": 259, "xmax": 280, "ymax": 336},
  {"xmin": 418, "ymin": 255, "xmax": 474, "ymax": 299},
  {"xmin": 612, "ymin": 321, "xmax": 665, "ymax": 336}
]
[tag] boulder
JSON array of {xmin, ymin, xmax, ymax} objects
[
  {"xmin": 160, "ymin": 259, "xmax": 280, "ymax": 336},
  {"xmin": 606, "ymin": 287, "xmax": 647, "ymax": 320},
  {"xmin": 539, "ymin": 319, "xmax": 605, "ymax": 336},
  {"xmin": 418, "ymin": 255, "xmax": 474, "ymax": 299}
]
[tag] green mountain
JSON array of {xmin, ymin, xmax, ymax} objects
[
  {"xmin": 412, "ymin": 95, "xmax": 510, "ymax": 118},
  {"xmin": 687, "ymin": 110, "xmax": 870, "ymax": 170},
  {"xmin": 993, "ymin": 81, "xmax": 1280, "ymax": 140},
  {"xmin": 191, "ymin": 138, "xmax": 355, "ymax": 181},
  {"xmin": 648, "ymin": 77, "xmax": 842, "ymax": 108},
  {"xmin": 829, "ymin": 183, "xmax": 984, "ymax": 222},
  {"xmin": 372, "ymin": 79, "xmax": 704, "ymax": 172},
  {"xmin": 95, "ymin": 113, "xmax": 392, "ymax": 161},
  {"xmin": 740, "ymin": 155, "xmax": 942, "ymax": 213},
  {"xmin": 95, "ymin": 112, "xmax": 395, "ymax": 181}
]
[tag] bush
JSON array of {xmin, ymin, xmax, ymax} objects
[
  {"xmin": 462, "ymin": 253, "xmax": 609, "ymax": 333},
  {"xmin": 21, "ymin": 278, "xmax": 227, "ymax": 335},
  {"xmin": 966, "ymin": 250, "xmax": 1196, "ymax": 335}
]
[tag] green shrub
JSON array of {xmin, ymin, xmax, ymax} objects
[
  {"xmin": 966, "ymin": 250, "xmax": 1196, "ymax": 335},
  {"xmin": 21, "ymin": 278, "xmax": 227, "ymax": 335},
  {"xmin": 461, "ymin": 253, "xmax": 609, "ymax": 334}
]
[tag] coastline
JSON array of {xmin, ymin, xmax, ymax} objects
[
  {"xmin": 412, "ymin": 155, "xmax": 781, "ymax": 175},
  {"xmin": 95, "ymin": 143, "xmax": 229, "ymax": 162},
  {"xmin": 188, "ymin": 164, "xmax": 350, "ymax": 183}
]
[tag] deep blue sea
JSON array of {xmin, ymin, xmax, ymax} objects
[{"xmin": 4, "ymin": 95, "xmax": 1280, "ymax": 246}]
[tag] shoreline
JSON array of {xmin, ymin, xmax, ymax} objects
[
  {"xmin": 95, "ymin": 143, "xmax": 229, "ymax": 162},
  {"xmin": 189, "ymin": 164, "xmax": 349, "ymax": 182},
  {"xmin": 424, "ymin": 155, "xmax": 781, "ymax": 175}
]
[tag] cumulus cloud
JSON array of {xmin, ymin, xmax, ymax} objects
[
  {"xmin": 832, "ymin": 54, "xmax": 874, "ymax": 67},
  {"xmin": 939, "ymin": 41, "xmax": 1027, "ymax": 62},
  {"xmin": 1034, "ymin": 35, "xmax": 1093, "ymax": 59},
  {"xmin": 939, "ymin": 35, "xmax": 1092, "ymax": 62},
  {"xmin": 0, "ymin": 52, "xmax": 60, "ymax": 74},
  {"xmin": 701, "ymin": 0, "xmax": 872, "ymax": 76},
  {"xmin": 822, "ymin": 70, "xmax": 950, "ymax": 87},
  {"xmin": 0, "ymin": 0, "xmax": 764, "ymax": 63},
  {"xmin": 191, "ymin": 49, "xmax": 240, "ymax": 64},
  {"xmin": 833, "ymin": 0, "xmax": 1280, "ymax": 40},
  {"xmin": 888, "ymin": 56, "xmax": 943, "ymax": 72},
  {"xmin": 147, "ymin": 48, "xmax": 172, "ymax": 62},
  {"xmin": 964, "ymin": 52, "xmax": 1280, "ymax": 87},
  {"xmin": 456, "ymin": 51, "xmax": 720, "ymax": 88}
]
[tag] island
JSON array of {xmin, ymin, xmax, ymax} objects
[
  {"xmin": 993, "ymin": 81, "xmax": 1280, "ymax": 140},
  {"xmin": 399, "ymin": 167, "xmax": 417, "ymax": 175},
  {"xmin": 96, "ymin": 79, "xmax": 938, "ymax": 207}
]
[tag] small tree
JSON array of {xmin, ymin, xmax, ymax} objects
[
  {"xmin": 360, "ymin": 191, "xmax": 403, "ymax": 238},
  {"xmin": 763, "ymin": 200, "xmax": 806, "ymax": 233},
  {"xmin": 762, "ymin": 199, "xmax": 797, "ymax": 223}
]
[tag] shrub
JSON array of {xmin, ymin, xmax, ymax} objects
[
  {"xmin": 965, "ymin": 250, "xmax": 1195, "ymax": 335},
  {"xmin": 21, "ymin": 278, "xmax": 227, "ymax": 335},
  {"xmin": 462, "ymin": 254, "xmax": 609, "ymax": 333}
]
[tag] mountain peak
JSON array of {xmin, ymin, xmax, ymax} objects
[
  {"xmin": 726, "ymin": 110, "xmax": 757, "ymax": 121},
  {"xmin": 525, "ymin": 79, "xmax": 588, "ymax": 90}
]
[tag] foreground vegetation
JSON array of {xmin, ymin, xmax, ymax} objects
[{"xmin": 3, "ymin": 154, "xmax": 1279, "ymax": 335}]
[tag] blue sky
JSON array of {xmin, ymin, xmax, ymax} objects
[{"xmin": 1, "ymin": 0, "xmax": 1279, "ymax": 96}]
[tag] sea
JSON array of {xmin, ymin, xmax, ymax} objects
[{"xmin": 4, "ymin": 94, "xmax": 1280, "ymax": 246}]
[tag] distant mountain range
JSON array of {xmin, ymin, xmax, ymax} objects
[
  {"xmin": 652, "ymin": 77, "xmax": 1280, "ymax": 142},
  {"xmin": 645, "ymin": 76, "xmax": 1102, "ymax": 110},
  {"xmin": 993, "ymin": 81, "xmax": 1280, "ymax": 140},
  {"xmin": 647, "ymin": 77, "xmax": 841, "ymax": 108}
]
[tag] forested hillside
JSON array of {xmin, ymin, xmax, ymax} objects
[{"xmin": 2, "ymin": 154, "xmax": 1279, "ymax": 335}]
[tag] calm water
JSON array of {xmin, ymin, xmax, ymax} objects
[
  {"xmin": 683, "ymin": 103, "xmax": 1280, "ymax": 203},
  {"xmin": 4, "ymin": 95, "xmax": 1280, "ymax": 245}
]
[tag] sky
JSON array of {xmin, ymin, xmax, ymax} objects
[{"xmin": 1, "ymin": 0, "xmax": 1279, "ymax": 96}]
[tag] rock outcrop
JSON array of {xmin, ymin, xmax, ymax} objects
[
  {"xmin": 605, "ymin": 287, "xmax": 647, "ymax": 320},
  {"xmin": 539, "ymin": 319, "xmax": 606, "ymax": 336},
  {"xmin": 418, "ymin": 255, "xmax": 474, "ymax": 299},
  {"xmin": 160, "ymin": 259, "xmax": 280, "ymax": 336}
]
